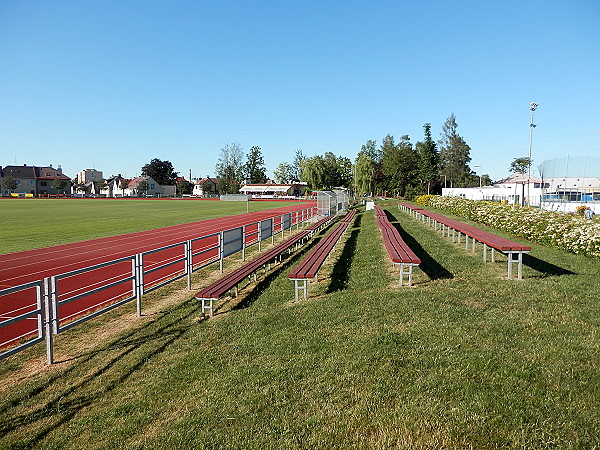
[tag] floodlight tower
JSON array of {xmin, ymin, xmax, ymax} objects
[{"xmin": 527, "ymin": 102, "xmax": 538, "ymax": 205}]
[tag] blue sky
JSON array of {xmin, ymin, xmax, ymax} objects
[{"xmin": 1, "ymin": 0, "xmax": 599, "ymax": 182}]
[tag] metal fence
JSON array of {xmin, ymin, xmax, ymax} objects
[{"xmin": 0, "ymin": 207, "xmax": 316, "ymax": 364}]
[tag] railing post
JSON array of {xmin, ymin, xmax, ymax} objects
[
  {"xmin": 135, "ymin": 253, "xmax": 143, "ymax": 317},
  {"xmin": 219, "ymin": 231, "xmax": 224, "ymax": 273},
  {"xmin": 186, "ymin": 240, "xmax": 192, "ymax": 290},
  {"xmin": 242, "ymin": 225, "xmax": 246, "ymax": 261},
  {"xmin": 43, "ymin": 277, "xmax": 54, "ymax": 365}
]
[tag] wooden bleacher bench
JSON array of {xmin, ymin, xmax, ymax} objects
[
  {"xmin": 194, "ymin": 214, "xmax": 338, "ymax": 317},
  {"xmin": 374, "ymin": 205, "xmax": 421, "ymax": 285},
  {"xmin": 288, "ymin": 210, "xmax": 356, "ymax": 301},
  {"xmin": 398, "ymin": 202, "xmax": 531, "ymax": 279}
]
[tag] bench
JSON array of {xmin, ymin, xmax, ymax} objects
[
  {"xmin": 288, "ymin": 210, "xmax": 356, "ymax": 301},
  {"xmin": 374, "ymin": 206, "xmax": 421, "ymax": 286},
  {"xmin": 195, "ymin": 227, "xmax": 316, "ymax": 317},
  {"xmin": 398, "ymin": 202, "xmax": 531, "ymax": 279}
]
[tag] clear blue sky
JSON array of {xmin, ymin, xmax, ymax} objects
[{"xmin": 1, "ymin": 0, "xmax": 599, "ymax": 182}]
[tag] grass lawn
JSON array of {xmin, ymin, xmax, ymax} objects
[
  {"xmin": 1, "ymin": 199, "xmax": 599, "ymax": 448},
  {"xmin": 0, "ymin": 198, "xmax": 301, "ymax": 254}
]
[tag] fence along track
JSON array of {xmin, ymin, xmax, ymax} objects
[{"xmin": 0, "ymin": 207, "xmax": 316, "ymax": 364}]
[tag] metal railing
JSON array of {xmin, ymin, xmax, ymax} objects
[{"xmin": 1, "ymin": 207, "xmax": 317, "ymax": 364}]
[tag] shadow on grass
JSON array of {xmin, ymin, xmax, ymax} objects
[
  {"xmin": 523, "ymin": 253, "xmax": 575, "ymax": 277},
  {"xmin": 327, "ymin": 213, "xmax": 362, "ymax": 293},
  {"xmin": 384, "ymin": 210, "xmax": 454, "ymax": 281},
  {"xmin": 0, "ymin": 300, "xmax": 201, "ymax": 446}
]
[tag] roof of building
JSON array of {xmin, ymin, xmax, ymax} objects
[
  {"xmin": 1, "ymin": 165, "xmax": 70, "ymax": 180},
  {"xmin": 495, "ymin": 173, "xmax": 542, "ymax": 185}
]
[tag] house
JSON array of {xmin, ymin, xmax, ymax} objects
[
  {"xmin": 123, "ymin": 176, "xmax": 175, "ymax": 197},
  {"xmin": 1, "ymin": 164, "xmax": 71, "ymax": 197},
  {"xmin": 193, "ymin": 177, "xmax": 219, "ymax": 197},
  {"xmin": 239, "ymin": 182, "xmax": 309, "ymax": 199},
  {"xmin": 100, "ymin": 175, "xmax": 129, "ymax": 198}
]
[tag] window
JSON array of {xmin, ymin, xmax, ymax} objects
[
  {"xmin": 150, "ymin": 184, "xmax": 155, "ymax": 189},
  {"xmin": 41, "ymin": 181, "xmax": 47, "ymax": 186},
  {"xmin": 30, "ymin": 180, "xmax": 35, "ymax": 185}
]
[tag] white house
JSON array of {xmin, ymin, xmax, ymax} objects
[
  {"xmin": 193, "ymin": 177, "xmax": 219, "ymax": 197},
  {"xmin": 124, "ymin": 176, "xmax": 172, "ymax": 197}
]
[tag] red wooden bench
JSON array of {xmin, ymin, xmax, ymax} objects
[
  {"xmin": 195, "ymin": 229, "xmax": 313, "ymax": 317},
  {"xmin": 398, "ymin": 202, "xmax": 531, "ymax": 279},
  {"xmin": 288, "ymin": 210, "xmax": 356, "ymax": 301},
  {"xmin": 374, "ymin": 206, "xmax": 421, "ymax": 285}
]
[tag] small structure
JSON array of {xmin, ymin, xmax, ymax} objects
[{"xmin": 239, "ymin": 182, "xmax": 308, "ymax": 199}]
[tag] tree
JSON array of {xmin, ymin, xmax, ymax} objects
[
  {"xmin": 354, "ymin": 151, "xmax": 374, "ymax": 196},
  {"xmin": 1, "ymin": 176, "xmax": 18, "ymax": 195},
  {"xmin": 215, "ymin": 143, "xmax": 244, "ymax": 194},
  {"xmin": 301, "ymin": 155, "xmax": 326, "ymax": 190},
  {"xmin": 201, "ymin": 180, "xmax": 213, "ymax": 196},
  {"xmin": 120, "ymin": 179, "xmax": 129, "ymax": 196},
  {"xmin": 141, "ymin": 159, "xmax": 178, "ymax": 185},
  {"xmin": 137, "ymin": 179, "xmax": 149, "ymax": 196},
  {"xmin": 381, "ymin": 135, "xmax": 418, "ymax": 197},
  {"xmin": 273, "ymin": 162, "xmax": 293, "ymax": 184},
  {"xmin": 510, "ymin": 157, "xmax": 532, "ymax": 174},
  {"xmin": 177, "ymin": 179, "xmax": 193, "ymax": 195},
  {"xmin": 94, "ymin": 179, "xmax": 108, "ymax": 195},
  {"xmin": 438, "ymin": 114, "xmax": 472, "ymax": 188},
  {"xmin": 244, "ymin": 146, "xmax": 267, "ymax": 184},
  {"xmin": 52, "ymin": 177, "xmax": 67, "ymax": 194},
  {"xmin": 291, "ymin": 149, "xmax": 305, "ymax": 182},
  {"xmin": 416, "ymin": 123, "xmax": 440, "ymax": 194}
]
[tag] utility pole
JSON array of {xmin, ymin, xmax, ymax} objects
[{"xmin": 527, "ymin": 102, "xmax": 538, "ymax": 206}]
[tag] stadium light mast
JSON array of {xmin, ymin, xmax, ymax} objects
[{"xmin": 527, "ymin": 102, "xmax": 538, "ymax": 206}]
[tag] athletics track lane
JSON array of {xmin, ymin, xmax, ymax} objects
[{"xmin": 0, "ymin": 202, "xmax": 315, "ymax": 349}]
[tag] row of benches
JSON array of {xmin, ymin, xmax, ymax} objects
[
  {"xmin": 374, "ymin": 205, "xmax": 421, "ymax": 286},
  {"xmin": 397, "ymin": 202, "xmax": 531, "ymax": 279},
  {"xmin": 288, "ymin": 210, "xmax": 357, "ymax": 302},
  {"xmin": 194, "ymin": 214, "xmax": 336, "ymax": 317}
]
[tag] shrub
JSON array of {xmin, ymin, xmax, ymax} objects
[{"xmin": 420, "ymin": 196, "xmax": 600, "ymax": 257}]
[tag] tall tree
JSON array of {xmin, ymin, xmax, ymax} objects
[
  {"xmin": 360, "ymin": 139, "xmax": 384, "ymax": 194},
  {"xmin": 273, "ymin": 162, "xmax": 293, "ymax": 184},
  {"xmin": 438, "ymin": 114, "xmax": 472, "ymax": 188},
  {"xmin": 244, "ymin": 146, "xmax": 267, "ymax": 184},
  {"xmin": 141, "ymin": 159, "xmax": 178, "ymax": 185},
  {"xmin": 354, "ymin": 151, "xmax": 374, "ymax": 196},
  {"xmin": 416, "ymin": 123, "xmax": 439, "ymax": 194},
  {"xmin": 291, "ymin": 149, "xmax": 305, "ymax": 182},
  {"xmin": 301, "ymin": 155, "xmax": 326, "ymax": 190},
  {"xmin": 215, "ymin": 143, "xmax": 244, "ymax": 194}
]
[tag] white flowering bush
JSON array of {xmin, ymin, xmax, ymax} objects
[{"xmin": 414, "ymin": 195, "xmax": 600, "ymax": 257}]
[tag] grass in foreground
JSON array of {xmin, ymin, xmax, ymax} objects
[
  {"xmin": 0, "ymin": 198, "xmax": 300, "ymax": 254},
  {"xmin": 0, "ymin": 200, "xmax": 599, "ymax": 448}
]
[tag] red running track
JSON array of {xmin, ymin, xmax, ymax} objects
[{"xmin": 0, "ymin": 202, "xmax": 315, "ymax": 349}]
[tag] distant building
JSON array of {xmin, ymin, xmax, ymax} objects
[
  {"xmin": 77, "ymin": 169, "xmax": 103, "ymax": 185},
  {"xmin": 1, "ymin": 164, "xmax": 71, "ymax": 197},
  {"xmin": 124, "ymin": 176, "xmax": 175, "ymax": 197},
  {"xmin": 193, "ymin": 177, "xmax": 220, "ymax": 197},
  {"xmin": 239, "ymin": 182, "xmax": 309, "ymax": 198}
]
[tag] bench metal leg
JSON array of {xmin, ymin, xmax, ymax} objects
[
  {"xmin": 201, "ymin": 298, "xmax": 215, "ymax": 318},
  {"xmin": 483, "ymin": 243, "xmax": 488, "ymax": 262},
  {"xmin": 507, "ymin": 252, "xmax": 524, "ymax": 280},
  {"xmin": 292, "ymin": 279, "xmax": 308, "ymax": 302}
]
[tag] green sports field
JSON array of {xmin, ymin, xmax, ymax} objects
[
  {"xmin": 0, "ymin": 198, "xmax": 302, "ymax": 254},
  {"xmin": 1, "ymin": 200, "xmax": 599, "ymax": 448}
]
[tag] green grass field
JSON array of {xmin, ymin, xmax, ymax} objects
[
  {"xmin": 0, "ymin": 198, "xmax": 301, "ymax": 254},
  {"xmin": 1, "ymin": 200, "xmax": 599, "ymax": 448}
]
